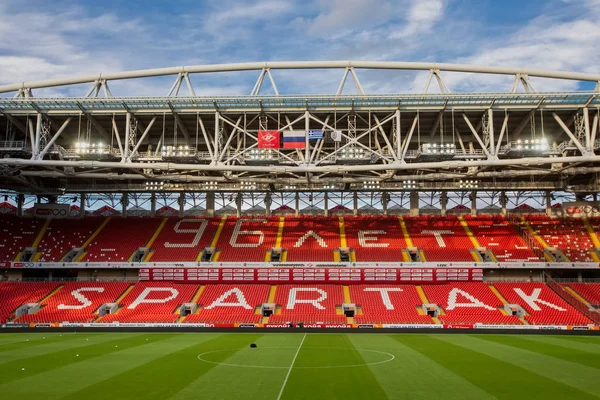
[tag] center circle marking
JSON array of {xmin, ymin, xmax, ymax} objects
[{"xmin": 197, "ymin": 346, "xmax": 395, "ymax": 369}]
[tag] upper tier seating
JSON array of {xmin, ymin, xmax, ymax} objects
[
  {"xmin": 423, "ymin": 282, "xmax": 521, "ymax": 325},
  {"xmin": 217, "ymin": 217, "xmax": 280, "ymax": 261},
  {"xmin": 0, "ymin": 215, "xmax": 44, "ymax": 261},
  {"xmin": 350, "ymin": 285, "xmax": 434, "ymax": 324},
  {"xmin": 344, "ymin": 216, "xmax": 407, "ymax": 261},
  {"xmin": 83, "ymin": 218, "xmax": 161, "ymax": 262},
  {"xmin": 493, "ymin": 282, "xmax": 591, "ymax": 325},
  {"xmin": 185, "ymin": 284, "xmax": 270, "ymax": 323},
  {"xmin": 270, "ymin": 284, "xmax": 346, "ymax": 323},
  {"xmin": 100, "ymin": 282, "xmax": 199, "ymax": 323},
  {"xmin": 17, "ymin": 282, "xmax": 131, "ymax": 323},
  {"xmin": 465, "ymin": 215, "xmax": 538, "ymax": 262},
  {"xmin": 0, "ymin": 282, "xmax": 58, "ymax": 322},
  {"xmin": 149, "ymin": 217, "xmax": 220, "ymax": 261},
  {"xmin": 564, "ymin": 283, "xmax": 600, "ymax": 306},
  {"xmin": 526, "ymin": 215, "xmax": 593, "ymax": 262},
  {"xmin": 37, "ymin": 218, "xmax": 104, "ymax": 262},
  {"xmin": 403, "ymin": 215, "xmax": 473, "ymax": 261},
  {"xmin": 281, "ymin": 217, "xmax": 340, "ymax": 261}
]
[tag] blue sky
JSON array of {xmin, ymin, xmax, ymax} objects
[{"xmin": 1, "ymin": 0, "xmax": 599, "ymax": 96}]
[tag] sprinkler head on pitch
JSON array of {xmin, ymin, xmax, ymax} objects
[{"xmin": 250, "ymin": 343, "xmax": 257, "ymax": 348}]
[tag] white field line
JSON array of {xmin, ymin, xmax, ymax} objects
[{"xmin": 276, "ymin": 333, "xmax": 307, "ymax": 400}]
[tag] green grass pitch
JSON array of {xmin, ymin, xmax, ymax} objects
[{"xmin": 1, "ymin": 332, "xmax": 599, "ymax": 399}]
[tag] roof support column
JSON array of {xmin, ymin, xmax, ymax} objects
[
  {"xmin": 80, "ymin": 193, "xmax": 86, "ymax": 219},
  {"xmin": 324, "ymin": 193, "xmax": 328, "ymax": 217},
  {"xmin": 545, "ymin": 191, "xmax": 552, "ymax": 217},
  {"xmin": 150, "ymin": 192, "xmax": 156, "ymax": 217},
  {"xmin": 17, "ymin": 193, "xmax": 24, "ymax": 217},
  {"xmin": 179, "ymin": 193, "xmax": 185, "ymax": 218},
  {"xmin": 471, "ymin": 191, "xmax": 477, "ymax": 216},
  {"xmin": 206, "ymin": 192, "xmax": 215, "ymax": 218},
  {"xmin": 122, "ymin": 193, "xmax": 128, "ymax": 218},
  {"xmin": 353, "ymin": 192, "xmax": 358, "ymax": 217},
  {"xmin": 488, "ymin": 108, "xmax": 495, "ymax": 156},
  {"xmin": 500, "ymin": 192, "xmax": 507, "ymax": 217},
  {"xmin": 295, "ymin": 192, "xmax": 299, "ymax": 217},
  {"xmin": 441, "ymin": 192, "xmax": 447, "ymax": 217},
  {"xmin": 410, "ymin": 191, "xmax": 419, "ymax": 217}
]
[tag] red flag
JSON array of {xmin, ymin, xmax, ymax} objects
[{"xmin": 258, "ymin": 131, "xmax": 280, "ymax": 149}]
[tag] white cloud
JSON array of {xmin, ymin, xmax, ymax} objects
[{"xmin": 392, "ymin": 0, "xmax": 446, "ymax": 37}]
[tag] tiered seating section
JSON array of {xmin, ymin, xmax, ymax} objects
[
  {"xmin": 281, "ymin": 217, "xmax": 340, "ymax": 261},
  {"xmin": 37, "ymin": 218, "xmax": 104, "ymax": 261},
  {"xmin": 564, "ymin": 283, "xmax": 600, "ymax": 306},
  {"xmin": 0, "ymin": 214, "xmax": 599, "ymax": 262},
  {"xmin": 17, "ymin": 282, "xmax": 131, "ymax": 323},
  {"xmin": 525, "ymin": 215, "xmax": 593, "ymax": 261},
  {"xmin": 100, "ymin": 282, "xmax": 199, "ymax": 323},
  {"xmin": 465, "ymin": 215, "xmax": 538, "ymax": 262},
  {"xmin": 0, "ymin": 282, "xmax": 595, "ymax": 326},
  {"xmin": 149, "ymin": 217, "xmax": 220, "ymax": 261},
  {"xmin": 217, "ymin": 217, "xmax": 280, "ymax": 261},
  {"xmin": 344, "ymin": 216, "xmax": 407, "ymax": 261},
  {"xmin": 0, "ymin": 282, "xmax": 59, "ymax": 322},
  {"xmin": 351, "ymin": 285, "xmax": 434, "ymax": 324},
  {"xmin": 268, "ymin": 284, "xmax": 347, "ymax": 324},
  {"xmin": 0, "ymin": 215, "xmax": 45, "ymax": 261},
  {"xmin": 493, "ymin": 282, "xmax": 591, "ymax": 325},
  {"xmin": 423, "ymin": 282, "xmax": 521, "ymax": 325},
  {"xmin": 185, "ymin": 284, "xmax": 270, "ymax": 324},
  {"xmin": 403, "ymin": 215, "xmax": 473, "ymax": 261},
  {"xmin": 83, "ymin": 218, "xmax": 161, "ymax": 262}
]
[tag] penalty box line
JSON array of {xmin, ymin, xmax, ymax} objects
[{"xmin": 276, "ymin": 333, "xmax": 307, "ymax": 400}]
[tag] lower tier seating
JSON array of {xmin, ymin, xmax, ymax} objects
[
  {"xmin": 350, "ymin": 285, "xmax": 434, "ymax": 324},
  {"xmin": 564, "ymin": 283, "xmax": 600, "ymax": 306},
  {"xmin": 0, "ymin": 282, "xmax": 593, "ymax": 326},
  {"xmin": 17, "ymin": 282, "xmax": 132, "ymax": 323},
  {"xmin": 422, "ymin": 282, "xmax": 522, "ymax": 325},
  {"xmin": 493, "ymin": 282, "xmax": 592, "ymax": 325}
]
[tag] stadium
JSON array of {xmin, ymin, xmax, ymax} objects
[{"xmin": 1, "ymin": 60, "xmax": 600, "ymax": 399}]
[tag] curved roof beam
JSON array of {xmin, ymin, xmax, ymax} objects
[{"xmin": 1, "ymin": 61, "xmax": 600, "ymax": 94}]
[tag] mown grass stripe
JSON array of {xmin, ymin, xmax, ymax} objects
[
  {"xmin": 0, "ymin": 332, "xmax": 129, "ymax": 363},
  {"xmin": 0, "ymin": 333, "xmax": 168, "ymax": 385},
  {"xmin": 0, "ymin": 333, "xmax": 217, "ymax": 400},
  {"xmin": 435, "ymin": 334, "xmax": 600, "ymax": 398},
  {"xmin": 349, "ymin": 334, "xmax": 495, "ymax": 400},
  {"xmin": 171, "ymin": 333, "xmax": 301, "ymax": 400},
  {"xmin": 400, "ymin": 334, "xmax": 591, "ymax": 400},
  {"xmin": 0, "ymin": 332, "xmax": 100, "ymax": 353},
  {"xmin": 520, "ymin": 335, "xmax": 600, "ymax": 355},
  {"xmin": 63, "ymin": 333, "xmax": 264, "ymax": 400},
  {"xmin": 479, "ymin": 334, "xmax": 600, "ymax": 370},
  {"xmin": 277, "ymin": 334, "xmax": 388, "ymax": 400}
]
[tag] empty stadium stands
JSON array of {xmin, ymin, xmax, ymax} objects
[
  {"xmin": 403, "ymin": 215, "xmax": 474, "ymax": 261},
  {"xmin": 525, "ymin": 215, "xmax": 594, "ymax": 261},
  {"xmin": 281, "ymin": 217, "xmax": 341, "ymax": 261},
  {"xmin": 465, "ymin": 215, "xmax": 539, "ymax": 262},
  {"xmin": 351, "ymin": 284, "xmax": 434, "ymax": 324},
  {"xmin": 564, "ymin": 283, "xmax": 600, "ymax": 306},
  {"xmin": 423, "ymin": 282, "xmax": 521, "ymax": 325},
  {"xmin": 217, "ymin": 217, "xmax": 280, "ymax": 261},
  {"xmin": 493, "ymin": 282, "xmax": 591, "ymax": 325},
  {"xmin": 37, "ymin": 218, "xmax": 104, "ymax": 261},
  {"xmin": 17, "ymin": 282, "xmax": 131, "ymax": 323},
  {"xmin": 344, "ymin": 216, "xmax": 408, "ymax": 261},
  {"xmin": 185, "ymin": 284, "xmax": 270, "ymax": 323},
  {"xmin": 0, "ymin": 215, "xmax": 45, "ymax": 261},
  {"xmin": 0, "ymin": 281, "xmax": 596, "ymax": 326},
  {"xmin": 148, "ymin": 217, "xmax": 221, "ymax": 261},
  {"xmin": 100, "ymin": 282, "xmax": 199, "ymax": 323},
  {"xmin": 0, "ymin": 282, "xmax": 59, "ymax": 322},
  {"xmin": 82, "ymin": 218, "xmax": 161, "ymax": 262},
  {"xmin": 269, "ymin": 284, "xmax": 347, "ymax": 324}
]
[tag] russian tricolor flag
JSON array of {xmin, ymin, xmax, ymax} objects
[{"xmin": 283, "ymin": 130, "xmax": 306, "ymax": 149}]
